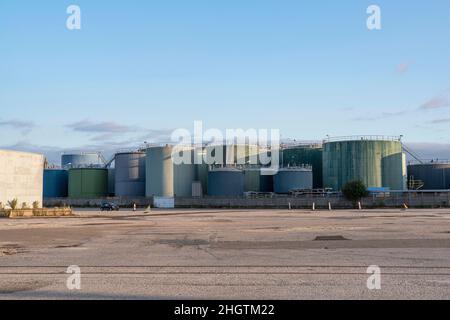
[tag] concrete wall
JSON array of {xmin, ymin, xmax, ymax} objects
[{"xmin": 0, "ymin": 150, "xmax": 44, "ymax": 207}]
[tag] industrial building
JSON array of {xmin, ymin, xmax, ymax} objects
[
  {"xmin": 0, "ymin": 150, "xmax": 44, "ymax": 207},
  {"xmin": 322, "ymin": 136, "xmax": 407, "ymax": 191},
  {"xmin": 34, "ymin": 135, "xmax": 450, "ymax": 206}
]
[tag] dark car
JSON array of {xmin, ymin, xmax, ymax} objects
[{"xmin": 100, "ymin": 202, "xmax": 120, "ymax": 212}]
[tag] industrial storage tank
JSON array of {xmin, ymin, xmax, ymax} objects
[
  {"xmin": 281, "ymin": 144, "xmax": 323, "ymax": 188},
  {"xmin": 145, "ymin": 146, "xmax": 196, "ymax": 197},
  {"xmin": 208, "ymin": 168, "xmax": 245, "ymax": 197},
  {"xmin": 61, "ymin": 152, "xmax": 104, "ymax": 169},
  {"xmin": 0, "ymin": 150, "xmax": 44, "ymax": 206},
  {"xmin": 273, "ymin": 168, "xmax": 313, "ymax": 193},
  {"xmin": 204, "ymin": 144, "xmax": 260, "ymax": 166},
  {"xmin": 322, "ymin": 136, "xmax": 406, "ymax": 191},
  {"xmin": 244, "ymin": 168, "xmax": 274, "ymax": 192},
  {"xmin": 115, "ymin": 152, "xmax": 146, "ymax": 197},
  {"xmin": 408, "ymin": 163, "xmax": 450, "ymax": 190},
  {"xmin": 108, "ymin": 168, "xmax": 115, "ymax": 196},
  {"xmin": 193, "ymin": 147, "xmax": 209, "ymax": 195},
  {"xmin": 68, "ymin": 168, "xmax": 108, "ymax": 198},
  {"xmin": 43, "ymin": 169, "xmax": 68, "ymax": 198}
]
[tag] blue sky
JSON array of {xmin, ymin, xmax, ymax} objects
[{"xmin": 1, "ymin": 1, "xmax": 450, "ymax": 163}]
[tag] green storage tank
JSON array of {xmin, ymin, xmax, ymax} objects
[
  {"xmin": 322, "ymin": 137, "xmax": 405, "ymax": 191},
  {"xmin": 281, "ymin": 144, "xmax": 323, "ymax": 188},
  {"xmin": 68, "ymin": 168, "xmax": 108, "ymax": 198}
]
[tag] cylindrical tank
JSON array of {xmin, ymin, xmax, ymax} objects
[
  {"xmin": 61, "ymin": 152, "xmax": 104, "ymax": 169},
  {"xmin": 115, "ymin": 152, "xmax": 146, "ymax": 197},
  {"xmin": 108, "ymin": 168, "xmax": 115, "ymax": 196},
  {"xmin": 43, "ymin": 169, "xmax": 68, "ymax": 198},
  {"xmin": 208, "ymin": 168, "xmax": 244, "ymax": 197},
  {"xmin": 408, "ymin": 163, "xmax": 450, "ymax": 190},
  {"xmin": 204, "ymin": 144, "xmax": 260, "ymax": 166},
  {"xmin": 244, "ymin": 168, "xmax": 274, "ymax": 192},
  {"xmin": 194, "ymin": 148, "xmax": 209, "ymax": 195},
  {"xmin": 68, "ymin": 168, "xmax": 108, "ymax": 198},
  {"xmin": 145, "ymin": 146, "xmax": 196, "ymax": 197},
  {"xmin": 323, "ymin": 137, "xmax": 404, "ymax": 191},
  {"xmin": 281, "ymin": 145, "xmax": 323, "ymax": 188},
  {"xmin": 146, "ymin": 146, "xmax": 174, "ymax": 197},
  {"xmin": 274, "ymin": 168, "xmax": 313, "ymax": 193}
]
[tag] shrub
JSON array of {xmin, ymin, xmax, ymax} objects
[
  {"xmin": 7, "ymin": 198, "xmax": 18, "ymax": 210},
  {"xmin": 342, "ymin": 181, "xmax": 369, "ymax": 203},
  {"xmin": 22, "ymin": 202, "xmax": 29, "ymax": 209},
  {"xmin": 32, "ymin": 201, "xmax": 40, "ymax": 209}
]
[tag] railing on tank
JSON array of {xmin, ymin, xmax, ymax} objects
[
  {"xmin": 323, "ymin": 135, "xmax": 403, "ymax": 143},
  {"xmin": 280, "ymin": 140, "xmax": 323, "ymax": 149},
  {"xmin": 407, "ymin": 159, "xmax": 450, "ymax": 165}
]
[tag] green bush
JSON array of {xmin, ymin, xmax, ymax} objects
[
  {"xmin": 7, "ymin": 198, "xmax": 18, "ymax": 210},
  {"xmin": 342, "ymin": 181, "xmax": 369, "ymax": 203}
]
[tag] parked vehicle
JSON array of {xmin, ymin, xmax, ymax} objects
[{"xmin": 100, "ymin": 202, "xmax": 120, "ymax": 211}]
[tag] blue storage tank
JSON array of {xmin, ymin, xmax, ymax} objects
[
  {"xmin": 208, "ymin": 168, "xmax": 244, "ymax": 197},
  {"xmin": 61, "ymin": 153, "xmax": 104, "ymax": 169},
  {"xmin": 43, "ymin": 169, "xmax": 68, "ymax": 198}
]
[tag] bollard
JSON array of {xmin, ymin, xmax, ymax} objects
[
  {"xmin": 328, "ymin": 202, "xmax": 332, "ymax": 211},
  {"xmin": 288, "ymin": 202, "xmax": 292, "ymax": 210},
  {"xmin": 312, "ymin": 202, "xmax": 316, "ymax": 211},
  {"xmin": 358, "ymin": 202, "xmax": 362, "ymax": 210}
]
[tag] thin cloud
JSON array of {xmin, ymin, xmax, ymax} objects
[
  {"xmin": 406, "ymin": 142, "xmax": 450, "ymax": 161},
  {"xmin": 420, "ymin": 90, "xmax": 450, "ymax": 110},
  {"xmin": 66, "ymin": 120, "xmax": 139, "ymax": 133},
  {"xmin": 352, "ymin": 110, "xmax": 408, "ymax": 121},
  {"xmin": 430, "ymin": 118, "xmax": 450, "ymax": 124},
  {"xmin": 0, "ymin": 119, "xmax": 35, "ymax": 134}
]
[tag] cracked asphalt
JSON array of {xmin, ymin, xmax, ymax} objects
[{"xmin": 1, "ymin": 208, "xmax": 450, "ymax": 299}]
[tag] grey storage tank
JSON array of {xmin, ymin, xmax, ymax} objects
[
  {"xmin": 115, "ymin": 152, "xmax": 146, "ymax": 197},
  {"xmin": 61, "ymin": 152, "xmax": 104, "ymax": 169},
  {"xmin": 145, "ymin": 146, "xmax": 196, "ymax": 197},
  {"xmin": 208, "ymin": 168, "xmax": 244, "ymax": 197},
  {"xmin": 274, "ymin": 167, "xmax": 313, "ymax": 193}
]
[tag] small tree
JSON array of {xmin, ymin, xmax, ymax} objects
[
  {"xmin": 22, "ymin": 202, "xmax": 29, "ymax": 209},
  {"xmin": 32, "ymin": 201, "xmax": 40, "ymax": 209},
  {"xmin": 342, "ymin": 181, "xmax": 369, "ymax": 204},
  {"xmin": 7, "ymin": 198, "xmax": 18, "ymax": 210}
]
